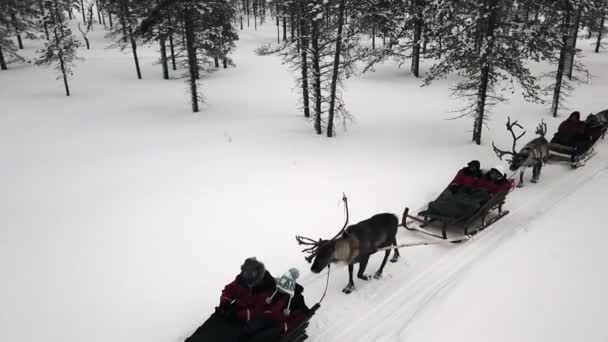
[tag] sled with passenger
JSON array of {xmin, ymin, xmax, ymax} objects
[
  {"xmin": 184, "ymin": 258, "xmax": 319, "ymax": 342},
  {"xmin": 547, "ymin": 110, "xmax": 606, "ymax": 168},
  {"xmin": 402, "ymin": 160, "xmax": 515, "ymax": 240}
]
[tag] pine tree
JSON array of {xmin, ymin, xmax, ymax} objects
[
  {"xmin": 139, "ymin": 0, "xmax": 239, "ymax": 112},
  {"xmin": 271, "ymin": 0, "xmax": 355, "ymax": 136},
  {"xmin": 1, "ymin": 0, "xmax": 39, "ymax": 51},
  {"xmin": 104, "ymin": 0, "xmax": 143, "ymax": 79},
  {"xmin": 549, "ymin": 0, "xmax": 592, "ymax": 117},
  {"xmin": 425, "ymin": 0, "xmax": 561, "ymax": 144},
  {"xmin": 36, "ymin": 0, "xmax": 82, "ymax": 96}
]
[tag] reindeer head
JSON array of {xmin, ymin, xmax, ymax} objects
[
  {"xmin": 493, "ymin": 118, "xmax": 547, "ymax": 171},
  {"xmin": 310, "ymin": 239, "xmax": 337, "ymax": 273},
  {"xmin": 296, "ymin": 194, "xmax": 349, "ymax": 273}
]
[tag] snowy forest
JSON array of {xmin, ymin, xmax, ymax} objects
[
  {"xmin": 2, "ymin": 1, "xmax": 608, "ymax": 342},
  {"xmin": 2, "ymin": 0, "xmax": 607, "ymax": 141}
]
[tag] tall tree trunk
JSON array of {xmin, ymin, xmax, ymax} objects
[
  {"xmin": 276, "ymin": 16, "xmax": 280, "ymax": 43},
  {"xmin": 10, "ymin": 13, "xmax": 24, "ymax": 49},
  {"xmin": 59, "ymin": 55, "xmax": 70, "ymax": 96},
  {"xmin": 167, "ymin": 17, "xmax": 177, "ymax": 70},
  {"xmin": 283, "ymin": 15, "xmax": 287, "ymax": 41},
  {"xmin": 566, "ymin": 7, "xmax": 582, "ymax": 79},
  {"xmin": 120, "ymin": 5, "xmax": 142, "ymax": 80},
  {"xmin": 246, "ymin": 0, "xmax": 250, "ymax": 27},
  {"xmin": 254, "ymin": 0, "xmax": 257, "ymax": 30},
  {"xmin": 79, "ymin": 0, "xmax": 87, "ymax": 24},
  {"xmin": 223, "ymin": 58, "xmax": 227, "ymax": 68},
  {"xmin": 96, "ymin": 0, "xmax": 103, "ymax": 26},
  {"xmin": 290, "ymin": 7, "xmax": 295, "ymax": 41},
  {"xmin": 128, "ymin": 26, "xmax": 142, "ymax": 79},
  {"xmin": 160, "ymin": 37, "xmax": 169, "ymax": 79},
  {"xmin": 327, "ymin": 0, "xmax": 346, "ymax": 138},
  {"xmin": 552, "ymin": 7, "xmax": 572, "ymax": 117},
  {"xmin": 298, "ymin": 0, "xmax": 310, "ymax": 118},
  {"xmin": 0, "ymin": 46, "xmax": 7, "ymax": 70},
  {"xmin": 39, "ymin": 0, "xmax": 50, "ymax": 39},
  {"xmin": 597, "ymin": 11, "xmax": 606, "ymax": 53},
  {"xmin": 372, "ymin": 26, "xmax": 375, "ymax": 50},
  {"xmin": 411, "ymin": 14, "xmax": 423, "ymax": 78},
  {"xmin": 473, "ymin": 0, "xmax": 497, "ymax": 145},
  {"xmin": 311, "ymin": 19, "xmax": 322, "ymax": 134},
  {"xmin": 108, "ymin": 11, "xmax": 113, "ymax": 28},
  {"xmin": 184, "ymin": 11, "xmax": 199, "ymax": 112},
  {"xmin": 214, "ymin": 57, "xmax": 219, "ymax": 67}
]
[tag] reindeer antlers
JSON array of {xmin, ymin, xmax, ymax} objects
[
  {"xmin": 295, "ymin": 193, "xmax": 350, "ymax": 263},
  {"xmin": 493, "ymin": 116, "xmax": 527, "ymax": 161},
  {"xmin": 505, "ymin": 117, "xmax": 526, "ymax": 153},
  {"xmin": 535, "ymin": 120, "xmax": 547, "ymax": 137}
]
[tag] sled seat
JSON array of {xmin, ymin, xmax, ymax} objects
[{"xmin": 403, "ymin": 188, "xmax": 511, "ymax": 239}]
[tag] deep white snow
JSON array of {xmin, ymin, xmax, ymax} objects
[{"xmin": 1, "ymin": 17, "xmax": 607, "ymax": 342}]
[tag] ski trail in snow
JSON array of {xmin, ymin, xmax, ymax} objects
[{"xmin": 301, "ymin": 151, "xmax": 607, "ymax": 341}]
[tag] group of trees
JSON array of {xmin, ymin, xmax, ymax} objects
[
  {"xmin": 0, "ymin": 0, "xmax": 239, "ymax": 111},
  {"xmin": 264, "ymin": 0, "xmax": 608, "ymax": 141},
  {"xmin": 2, "ymin": 0, "xmax": 608, "ymax": 139}
]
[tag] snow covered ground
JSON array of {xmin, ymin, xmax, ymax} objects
[{"xmin": 1, "ymin": 19, "xmax": 607, "ymax": 342}]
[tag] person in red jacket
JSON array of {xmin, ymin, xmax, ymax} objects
[
  {"xmin": 584, "ymin": 114, "xmax": 604, "ymax": 144},
  {"xmin": 450, "ymin": 160, "xmax": 483, "ymax": 188},
  {"xmin": 218, "ymin": 257, "xmax": 277, "ymax": 323},
  {"xmin": 476, "ymin": 168, "xmax": 513, "ymax": 194},
  {"xmin": 237, "ymin": 268, "xmax": 310, "ymax": 342},
  {"xmin": 262, "ymin": 268, "xmax": 308, "ymax": 335},
  {"xmin": 552, "ymin": 111, "xmax": 586, "ymax": 147}
]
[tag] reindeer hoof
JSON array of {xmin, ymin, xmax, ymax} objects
[
  {"xmin": 531, "ymin": 179, "xmax": 538, "ymax": 183},
  {"xmin": 357, "ymin": 274, "xmax": 371, "ymax": 281},
  {"xmin": 373, "ymin": 272, "xmax": 383, "ymax": 280},
  {"xmin": 517, "ymin": 183, "xmax": 524, "ymax": 188},
  {"xmin": 342, "ymin": 284, "xmax": 355, "ymax": 294},
  {"xmin": 390, "ymin": 256, "xmax": 399, "ymax": 263}
]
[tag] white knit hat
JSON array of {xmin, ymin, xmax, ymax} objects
[{"xmin": 266, "ymin": 268, "xmax": 300, "ymax": 315}]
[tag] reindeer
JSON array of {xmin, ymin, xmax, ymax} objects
[
  {"xmin": 493, "ymin": 117, "xmax": 550, "ymax": 187},
  {"xmin": 296, "ymin": 196, "xmax": 400, "ymax": 294}
]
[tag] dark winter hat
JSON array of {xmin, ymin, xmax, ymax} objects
[
  {"xmin": 467, "ymin": 160, "xmax": 481, "ymax": 170},
  {"xmin": 569, "ymin": 111, "xmax": 581, "ymax": 120},
  {"xmin": 240, "ymin": 257, "xmax": 266, "ymax": 287}
]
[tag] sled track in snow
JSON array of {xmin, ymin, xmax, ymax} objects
[{"xmin": 299, "ymin": 151, "xmax": 608, "ymax": 341}]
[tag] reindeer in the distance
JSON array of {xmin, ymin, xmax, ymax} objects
[
  {"xmin": 296, "ymin": 195, "xmax": 401, "ymax": 294},
  {"xmin": 493, "ymin": 118, "xmax": 550, "ymax": 187}
]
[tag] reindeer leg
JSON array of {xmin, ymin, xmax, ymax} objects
[
  {"xmin": 357, "ymin": 257, "xmax": 371, "ymax": 281},
  {"xmin": 390, "ymin": 237, "xmax": 400, "ymax": 263},
  {"xmin": 531, "ymin": 165, "xmax": 540, "ymax": 183},
  {"xmin": 342, "ymin": 264, "xmax": 355, "ymax": 294},
  {"xmin": 517, "ymin": 170, "xmax": 525, "ymax": 187},
  {"xmin": 374, "ymin": 250, "xmax": 391, "ymax": 279}
]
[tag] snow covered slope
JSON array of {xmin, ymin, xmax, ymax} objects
[{"xmin": 1, "ymin": 19, "xmax": 607, "ymax": 342}]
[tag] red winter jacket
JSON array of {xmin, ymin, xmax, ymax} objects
[
  {"xmin": 261, "ymin": 293, "xmax": 308, "ymax": 335},
  {"xmin": 262, "ymin": 291, "xmax": 306, "ymax": 334},
  {"xmin": 476, "ymin": 178, "xmax": 513, "ymax": 194},
  {"xmin": 451, "ymin": 169, "xmax": 481, "ymax": 188},
  {"xmin": 558, "ymin": 118, "xmax": 586, "ymax": 136},
  {"xmin": 219, "ymin": 271, "xmax": 277, "ymax": 322}
]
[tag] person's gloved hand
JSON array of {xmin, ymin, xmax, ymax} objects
[{"xmin": 216, "ymin": 303, "xmax": 237, "ymax": 320}]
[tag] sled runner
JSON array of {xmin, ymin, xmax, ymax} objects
[
  {"xmin": 546, "ymin": 142, "xmax": 597, "ymax": 168},
  {"xmin": 401, "ymin": 186, "xmax": 512, "ymax": 241}
]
